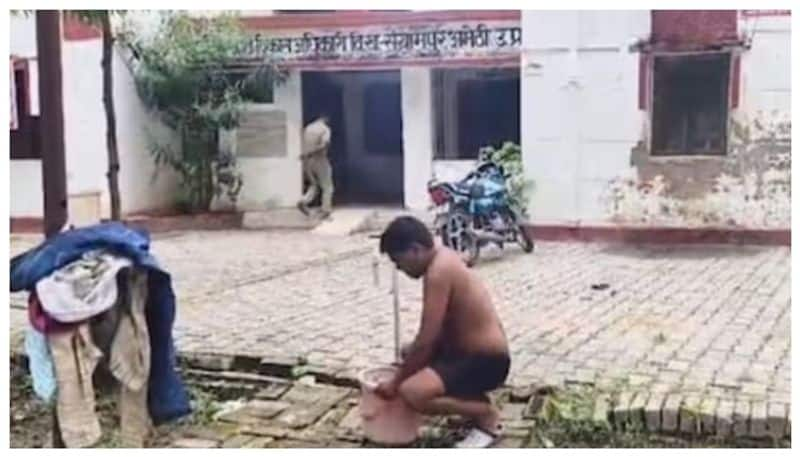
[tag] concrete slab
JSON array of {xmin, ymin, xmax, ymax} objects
[
  {"xmin": 243, "ymin": 208, "xmax": 319, "ymax": 230},
  {"xmin": 312, "ymin": 208, "xmax": 377, "ymax": 236}
]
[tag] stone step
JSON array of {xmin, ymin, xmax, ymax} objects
[
  {"xmin": 243, "ymin": 209, "xmax": 319, "ymax": 230},
  {"xmin": 311, "ymin": 208, "xmax": 378, "ymax": 236},
  {"xmin": 242, "ymin": 207, "xmax": 435, "ymax": 235}
]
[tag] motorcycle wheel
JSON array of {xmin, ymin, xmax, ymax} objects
[
  {"xmin": 443, "ymin": 209, "xmax": 480, "ymax": 267},
  {"xmin": 515, "ymin": 223, "xmax": 534, "ymax": 253},
  {"xmin": 502, "ymin": 208, "xmax": 534, "ymax": 254}
]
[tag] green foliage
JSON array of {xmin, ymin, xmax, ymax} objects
[
  {"xmin": 121, "ymin": 12, "xmax": 285, "ymax": 212},
  {"xmin": 479, "ymin": 142, "xmax": 534, "ymax": 218},
  {"xmin": 537, "ymin": 386, "xmax": 599, "ymax": 424},
  {"xmin": 187, "ymin": 386, "xmax": 223, "ymax": 426},
  {"xmin": 70, "ymin": 10, "xmax": 127, "ymax": 25},
  {"xmin": 532, "ymin": 387, "xmax": 648, "ymax": 448}
]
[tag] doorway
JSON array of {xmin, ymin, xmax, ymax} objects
[{"xmin": 302, "ymin": 70, "xmax": 404, "ymax": 205}]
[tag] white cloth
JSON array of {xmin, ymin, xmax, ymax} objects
[
  {"xmin": 36, "ymin": 250, "xmax": 133, "ymax": 323},
  {"xmin": 302, "ymin": 119, "xmax": 331, "ymax": 156},
  {"xmin": 454, "ymin": 427, "xmax": 500, "ymax": 448}
]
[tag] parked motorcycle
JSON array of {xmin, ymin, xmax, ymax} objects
[{"xmin": 427, "ymin": 152, "xmax": 534, "ymax": 267}]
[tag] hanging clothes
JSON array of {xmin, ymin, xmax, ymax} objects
[
  {"xmin": 28, "ymin": 291, "xmax": 77, "ymax": 334},
  {"xmin": 85, "ymin": 267, "xmax": 153, "ymax": 447},
  {"xmin": 24, "ymin": 326, "xmax": 57, "ymax": 403},
  {"xmin": 44, "ymin": 267, "xmax": 154, "ymax": 448},
  {"xmin": 112, "ymin": 268, "xmax": 152, "ymax": 447},
  {"xmin": 48, "ymin": 324, "xmax": 104, "ymax": 448},
  {"xmin": 10, "ymin": 222, "xmax": 191, "ymax": 424},
  {"xmin": 109, "ymin": 268, "xmax": 151, "ymax": 391},
  {"xmin": 36, "ymin": 250, "xmax": 133, "ymax": 323}
]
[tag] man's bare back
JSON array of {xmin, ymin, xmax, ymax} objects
[{"xmin": 425, "ymin": 246, "xmax": 508, "ymax": 357}]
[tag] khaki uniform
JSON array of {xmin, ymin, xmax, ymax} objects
[{"xmin": 299, "ymin": 119, "xmax": 334, "ymax": 214}]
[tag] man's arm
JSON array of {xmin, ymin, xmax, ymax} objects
[
  {"xmin": 392, "ymin": 269, "xmax": 450, "ymax": 385},
  {"xmin": 318, "ymin": 126, "xmax": 331, "ymax": 150}
]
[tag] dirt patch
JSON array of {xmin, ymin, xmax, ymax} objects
[{"xmin": 10, "ymin": 362, "xmax": 53, "ymax": 448}]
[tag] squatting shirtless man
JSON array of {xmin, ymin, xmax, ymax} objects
[{"xmin": 376, "ymin": 216, "xmax": 511, "ymax": 448}]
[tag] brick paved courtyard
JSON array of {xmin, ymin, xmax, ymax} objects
[{"xmin": 9, "ymin": 230, "xmax": 791, "ymax": 437}]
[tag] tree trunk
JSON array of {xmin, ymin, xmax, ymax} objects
[
  {"xmin": 36, "ymin": 10, "xmax": 68, "ymax": 238},
  {"xmin": 200, "ymin": 132, "xmax": 215, "ymax": 212},
  {"xmin": 101, "ymin": 11, "xmax": 122, "ymax": 220}
]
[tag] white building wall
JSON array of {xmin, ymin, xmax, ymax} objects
[
  {"xmin": 522, "ymin": 10, "xmax": 790, "ymax": 229},
  {"xmin": 573, "ymin": 11, "xmax": 650, "ymax": 223},
  {"xmin": 738, "ymin": 14, "xmax": 792, "ymax": 116},
  {"xmin": 522, "ymin": 11, "xmax": 581, "ymax": 224},
  {"xmin": 61, "ymin": 39, "xmax": 181, "ymax": 219},
  {"xmin": 432, "ymin": 161, "xmax": 475, "ymax": 186},
  {"xmin": 61, "ymin": 40, "xmax": 109, "ymax": 200},
  {"xmin": 235, "ymin": 71, "xmax": 303, "ymax": 210},
  {"xmin": 521, "ymin": 10, "xmax": 649, "ymax": 225},
  {"xmin": 9, "ymin": 13, "xmax": 180, "ymax": 221},
  {"xmin": 113, "ymin": 49, "xmax": 182, "ymax": 214},
  {"xmin": 10, "ymin": 160, "xmax": 43, "ymax": 217}
]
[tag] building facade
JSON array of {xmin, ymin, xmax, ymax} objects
[
  {"xmin": 522, "ymin": 10, "xmax": 791, "ymax": 231},
  {"xmin": 226, "ymin": 10, "xmax": 522, "ymax": 212},
  {"xmin": 10, "ymin": 12, "xmax": 180, "ymax": 225},
  {"xmin": 9, "ymin": 10, "xmax": 791, "ymax": 233}
]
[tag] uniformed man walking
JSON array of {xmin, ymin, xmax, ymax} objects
[{"xmin": 297, "ymin": 115, "xmax": 334, "ymax": 219}]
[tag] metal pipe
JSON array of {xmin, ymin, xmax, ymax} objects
[{"xmin": 392, "ymin": 266, "xmax": 400, "ymax": 363}]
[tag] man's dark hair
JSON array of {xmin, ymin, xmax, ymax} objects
[{"xmin": 379, "ymin": 216, "xmax": 434, "ymax": 255}]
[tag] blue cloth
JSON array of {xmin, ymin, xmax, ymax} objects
[
  {"xmin": 11, "ymin": 222, "xmax": 191, "ymax": 424},
  {"xmin": 24, "ymin": 326, "xmax": 56, "ymax": 404}
]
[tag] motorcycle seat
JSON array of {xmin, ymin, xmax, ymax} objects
[{"xmin": 440, "ymin": 182, "xmax": 472, "ymax": 196}]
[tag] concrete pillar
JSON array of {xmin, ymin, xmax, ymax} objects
[{"xmin": 401, "ymin": 67, "xmax": 433, "ymax": 210}]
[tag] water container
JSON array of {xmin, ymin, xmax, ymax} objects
[{"xmin": 358, "ymin": 366, "xmax": 422, "ymax": 445}]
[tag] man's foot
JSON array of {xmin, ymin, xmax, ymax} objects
[
  {"xmin": 296, "ymin": 202, "xmax": 309, "ymax": 216},
  {"xmin": 454, "ymin": 405, "xmax": 501, "ymax": 448},
  {"xmin": 318, "ymin": 210, "xmax": 332, "ymax": 220}
]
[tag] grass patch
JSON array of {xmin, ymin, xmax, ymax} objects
[{"xmin": 185, "ymin": 384, "xmax": 225, "ymax": 426}]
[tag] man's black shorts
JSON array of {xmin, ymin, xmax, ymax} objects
[{"xmin": 430, "ymin": 352, "xmax": 511, "ymax": 398}]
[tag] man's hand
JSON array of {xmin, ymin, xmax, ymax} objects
[{"xmin": 373, "ymin": 380, "xmax": 399, "ymax": 400}]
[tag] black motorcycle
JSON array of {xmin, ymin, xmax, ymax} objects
[{"xmin": 426, "ymin": 153, "xmax": 534, "ymax": 266}]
